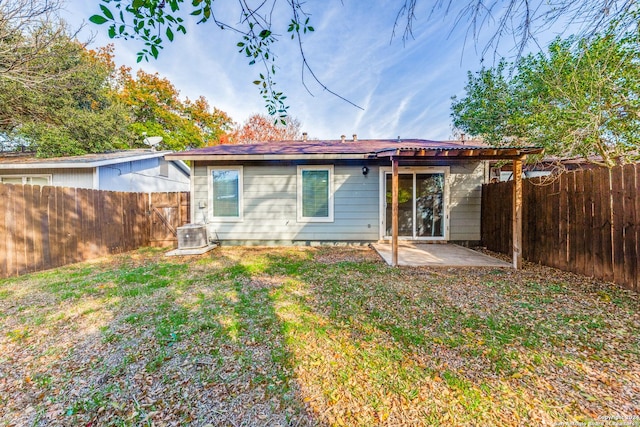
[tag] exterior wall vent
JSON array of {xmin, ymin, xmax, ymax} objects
[{"xmin": 177, "ymin": 224, "xmax": 208, "ymax": 249}]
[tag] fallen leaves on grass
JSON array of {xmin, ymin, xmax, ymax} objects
[{"xmin": 0, "ymin": 246, "xmax": 638, "ymax": 426}]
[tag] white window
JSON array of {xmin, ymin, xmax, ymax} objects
[
  {"xmin": 208, "ymin": 166, "xmax": 243, "ymax": 221},
  {"xmin": 0, "ymin": 175, "xmax": 51, "ymax": 185},
  {"xmin": 159, "ymin": 159, "xmax": 169, "ymax": 177},
  {"xmin": 297, "ymin": 165, "xmax": 334, "ymax": 222}
]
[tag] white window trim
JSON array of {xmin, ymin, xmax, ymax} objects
[
  {"xmin": 207, "ymin": 166, "xmax": 243, "ymax": 222},
  {"xmin": 297, "ymin": 165, "xmax": 334, "ymax": 223},
  {"xmin": 378, "ymin": 166, "xmax": 450, "ymax": 241},
  {"xmin": 0, "ymin": 174, "xmax": 52, "ymax": 185}
]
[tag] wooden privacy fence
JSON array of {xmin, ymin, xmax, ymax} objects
[
  {"xmin": 482, "ymin": 164, "xmax": 639, "ymax": 293},
  {"xmin": 0, "ymin": 183, "xmax": 190, "ymax": 278}
]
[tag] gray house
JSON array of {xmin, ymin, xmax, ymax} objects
[
  {"xmin": 0, "ymin": 149, "xmax": 190, "ymax": 192},
  {"xmin": 166, "ymin": 138, "xmax": 540, "ymax": 245}
]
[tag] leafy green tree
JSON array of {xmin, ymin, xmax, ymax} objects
[
  {"xmin": 114, "ymin": 67, "xmax": 234, "ymax": 151},
  {"xmin": 1, "ymin": 1, "xmax": 234, "ymax": 158},
  {"xmin": 451, "ymin": 28, "xmax": 640, "ymax": 167},
  {"xmin": 0, "ymin": 30, "xmax": 134, "ymax": 157}
]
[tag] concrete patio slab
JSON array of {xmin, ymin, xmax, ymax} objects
[
  {"xmin": 371, "ymin": 243, "xmax": 511, "ymax": 267},
  {"xmin": 165, "ymin": 244, "xmax": 218, "ymax": 257}
]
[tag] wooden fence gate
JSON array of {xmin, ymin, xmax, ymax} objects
[{"xmin": 149, "ymin": 192, "xmax": 190, "ymax": 247}]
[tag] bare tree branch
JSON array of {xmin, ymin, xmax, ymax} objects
[{"xmin": 395, "ymin": 0, "xmax": 638, "ymax": 61}]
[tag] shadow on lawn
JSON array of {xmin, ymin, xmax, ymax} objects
[
  {"xmin": 3, "ymin": 246, "xmax": 639, "ymax": 426},
  {"xmin": 0, "ymin": 250, "xmax": 322, "ymax": 426}
]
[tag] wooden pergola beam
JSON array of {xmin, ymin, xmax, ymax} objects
[
  {"xmin": 392, "ymin": 157, "xmax": 399, "ymax": 267},
  {"xmin": 512, "ymin": 156, "xmax": 524, "ymax": 269},
  {"xmin": 375, "ymin": 148, "xmax": 542, "ymax": 160}
]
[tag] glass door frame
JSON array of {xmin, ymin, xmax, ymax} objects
[{"xmin": 378, "ymin": 166, "xmax": 450, "ymax": 241}]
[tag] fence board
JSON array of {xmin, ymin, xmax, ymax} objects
[
  {"xmin": 559, "ymin": 173, "xmax": 570, "ymax": 271},
  {"xmin": 611, "ymin": 166, "xmax": 625, "ymax": 284},
  {"xmin": 575, "ymin": 172, "xmax": 586, "ymax": 275},
  {"xmin": 523, "ymin": 180, "xmax": 533, "ymax": 261},
  {"xmin": 584, "ymin": 170, "xmax": 595, "ymax": 277},
  {"xmin": 636, "ymin": 165, "xmax": 640, "ymax": 293},
  {"xmin": 40, "ymin": 186, "xmax": 52, "ymax": 270},
  {"xmin": 623, "ymin": 164, "xmax": 637, "ymax": 290},
  {"xmin": 548, "ymin": 178, "xmax": 559, "ymax": 268},
  {"xmin": 584, "ymin": 170, "xmax": 597, "ymax": 279},
  {"xmin": 24, "ymin": 185, "xmax": 35, "ymax": 273},
  {"xmin": 30, "ymin": 186, "xmax": 42, "ymax": 272},
  {"xmin": 0, "ymin": 185, "xmax": 6, "ymax": 276},
  {"xmin": 534, "ymin": 179, "xmax": 544, "ymax": 264},
  {"xmin": 4, "ymin": 185, "xmax": 15, "ymax": 277},
  {"xmin": 503, "ymin": 183, "xmax": 512, "ymax": 254},
  {"xmin": 66, "ymin": 187, "xmax": 79, "ymax": 264},
  {"xmin": 53, "ymin": 187, "xmax": 64, "ymax": 266},
  {"xmin": 568, "ymin": 173, "xmax": 579, "ymax": 272},
  {"xmin": 14, "ymin": 185, "xmax": 27, "ymax": 275},
  {"xmin": 599, "ymin": 168, "xmax": 614, "ymax": 282},
  {"xmin": 78, "ymin": 188, "xmax": 90, "ymax": 259}
]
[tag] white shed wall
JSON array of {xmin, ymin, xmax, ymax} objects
[
  {"xmin": 98, "ymin": 158, "xmax": 189, "ymax": 192},
  {"xmin": 0, "ymin": 168, "xmax": 94, "ymax": 188}
]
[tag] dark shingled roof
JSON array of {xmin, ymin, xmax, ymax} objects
[
  {"xmin": 169, "ymin": 139, "xmax": 482, "ymax": 156},
  {"xmin": 166, "ymin": 139, "xmax": 542, "ymax": 160}
]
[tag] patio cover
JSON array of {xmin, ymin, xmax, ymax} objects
[{"xmin": 374, "ymin": 145, "xmax": 543, "ymax": 269}]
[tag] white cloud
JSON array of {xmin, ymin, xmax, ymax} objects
[{"xmin": 59, "ymin": 0, "xmax": 562, "ymax": 141}]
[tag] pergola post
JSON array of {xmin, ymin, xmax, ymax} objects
[
  {"xmin": 512, "ymin": 156, "xmax": 524, "ymax": 269},
  {"xmin": 392, "ymin": 157, "xmax": 399, "ymax": 267}
]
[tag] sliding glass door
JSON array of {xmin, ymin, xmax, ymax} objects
[{"xmin": 384, "ymin": 169, "xmax": 447, "ymax": 240}]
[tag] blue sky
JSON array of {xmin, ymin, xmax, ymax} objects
[{"xmin": 61, "ymin": 1, "xmax": 563, "ymax": 140}]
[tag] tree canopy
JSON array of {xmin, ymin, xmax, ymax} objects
[
  {"xmin": 230, "ymin": 114, "xmax": 302, "ymax": 144},
  {"xmin": 114, "ymin": 67, "xmax": 234, "ymax": 151},
  {"xmin": 1, "ymin": 0, "xmax": 235, "ymax": 157},
  {"xmin": 0, "ymin": 35, "xmax": 133, "ymax": 156},
  {"xmin": 451, "ymin": 27, "xmax": 640, "ymax": 167}
]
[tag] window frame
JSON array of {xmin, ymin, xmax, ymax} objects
[
  {"xmin": 0, "ymin": 174, "xmax": 52, "ymax": 185},
  {"xmin": 207, "ymin": 166, "xmax": 243, "ymax": 222},
  {"xmin": 378, "ymin": 166, "xmax": 450, "ymax": 241},
  {"xmin": 297, "ymin": 165, "xmax": 334, "ymax": 223}
]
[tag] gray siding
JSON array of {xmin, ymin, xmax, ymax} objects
[
  {"xmin": 192, "ymin": 160, "xmax": 485, "ymax": 244},
  {"xmin": 99, "ymin": 158, "xmax": 189, "ymax": 192},
  {"xmin": 194, "ymin": 163, "xmax": 380, "ymax": 242},
  {"xmin": 449, "ymin": 162, "xmax": 484, "ymax": 241},
  {"xmin": 0, "ymin": 168, "xmax": 94, "ymax": 188}
]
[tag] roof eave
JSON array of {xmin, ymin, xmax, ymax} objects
[
  {"xmin": 165, "ymin": 153, "xmax": 372, "ymax": 161},
  {"xmin": 0, "ymin": 151, "xmax": 174, "ymax": 169}
]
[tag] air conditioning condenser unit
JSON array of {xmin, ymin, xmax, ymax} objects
[{"xmin": 177, "ymin": 224, "xmax": 208, "ymax": 249}]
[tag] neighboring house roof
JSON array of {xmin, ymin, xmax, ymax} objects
[
  {"xmin": 166, "ymin": 139, "xmax": 543, "ymax": 161},
  {"xmin": 0, "ymin": 149, "xmax": 190, "ymax": 174}
]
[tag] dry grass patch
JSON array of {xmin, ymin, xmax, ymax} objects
[{"xmin": 0, "ymin": 246, "xmax": 638, "ymax": 426}]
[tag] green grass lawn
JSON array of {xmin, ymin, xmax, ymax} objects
[{"xmin": 1, "ymin": 247, "xmax": 639, "ymax": 426}]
